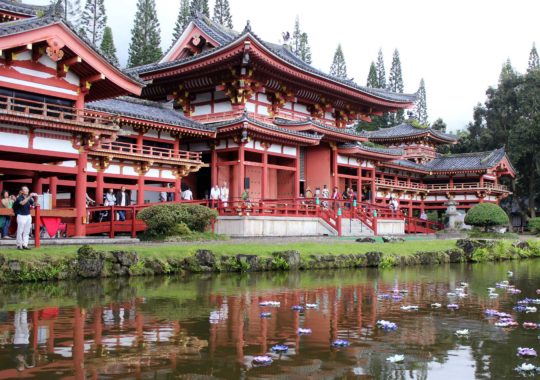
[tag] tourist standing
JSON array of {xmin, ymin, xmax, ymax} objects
[
  {"xmin": 322, "ymin": 184, "xmax": 330, "ymax": 208},
  {"xmin": 305, "ymin": 187, "xmax": 313, "ymax": 198},
  {"xmin": 104, "ymin": 188, "xmax": 116, "ymax": 206},
  {"xmin": 115, "ymin": 186, "xmax": 130, "ymax": 221},
  {"xmin": 331, "ymin": 186, "xmax": 340, "ymax": 209},
  {"xmin": 183, "ymin": 187, "xmax": 193, "ymax": 201},
  {"xmin": 420, "ymin": 210, "xmax": 428, "ymax": 221},
  {"xmin": 13, "ymin": 186, "xmax": 37, "ymax": 250},
  {"xmin": 1, "ymin": 190, "xmax": 13, "ymax": 239},
  {"xmin": 210, "ymin": 185, "xmax": 220, "ymax": 207},
  {"xmin": 220, "ymin": 182, "xmax": 229, "ymax": 207}
]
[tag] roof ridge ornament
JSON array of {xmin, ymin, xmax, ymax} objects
[{"xmin": 243, "ymin": 20, "xmax": 251, "ymax": 34}]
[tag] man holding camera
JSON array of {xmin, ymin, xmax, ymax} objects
[{"xmin": 13, "ymin": 186, "xmax": 37, "ymax": 250}]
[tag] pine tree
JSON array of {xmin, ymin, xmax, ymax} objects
[
  {"xmin": 499, "ymin": 58, "xmax": 517, "ymax": 82},
  {"xmin": 212, "ymin": 0, "xmax": 233, "ymax": 28},
  {"xmin": 415, "ymin": 78, "xmax": 428, "ymax": 125},
  {"xmin": 298, "ymin": 32, "xmax": 312, "ymax": 64},
  {"xmin": 190, "ymin": 0, "xmax": 209, "ymax": 17},
  {"xmin": 330, "ymin": 44, "xmax": 347, "ymax": 79},
  {"xmin": 376, "ymin": 48, "xmax": 386, "ymax": 89},
  {"xmin": 173, "ymin": 0, "xmax": 190, "ymax": 40},
  {"xmin": 51, "ymin": 0, "xmax": 82, "ymax": 28},
  {"xmin": 128, "ymin": 0, "xmax": 163, "ymax": 68},
  {"xmin": 528, "ymin": 42, "xmax": 539, "ymax": 71},
  {"xmin": 366, "ymin": 61, "xmax": 378, "ymax": 87},
  {"xmin": 431, "ymin": 118, "xmax": 447, "ymax": 132},
  {"xmin": 100, "ymin": 26, "xmax": 119, "ymax": 66},
  {"xmin": 388, "ymin": 49, "xmax": 404, "ymax": 93},
  {"xmin": 388, "ymin": 49, "xmax": 405, "ymax": 123},
  {"xmin": 80, "ymin": 0, "xmax": 107, "ymax": 45},
  {"xmin": 291, "ymin": 16, "xmax": 302, "ymax": 54}
]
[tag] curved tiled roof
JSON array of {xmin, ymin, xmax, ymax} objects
[
  {"xmin": 274, "ymin": 118, "xmax": 367, "ymax": 138},
  {"xmin": 339, "ymin": 142, "xmax": 404, "ymax": 156},
  {"xmin": 0, "ymin": 0, "xmax": 47, "ymax": 17},
  {"xmin": 386, "ymin": 148, "xmax": 511, "ymax": 173},
  {"xmin": 0, "ymin": 15, "xmax": 143, "ymax": 85},
  {"xmin": 208, "ymin": 113, "xmax": 323, "ymax": 141},
  {"xmin": 366, "ymin": 121, "xmax": 457, "ymax": 142},
  {"xmin": 129, "ymin": 13, "xmax": 416, "ymax": 105},
  {"xmin": 87, "ymin": 97, "xmax": 214, "ymax": 133}
]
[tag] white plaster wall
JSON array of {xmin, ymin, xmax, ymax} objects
[
  {"xmin": 33, "ymin": 137, "xmax": 78, "ymax": 153},
  {"xmin": 294, "ymin": 103, "xmax": 308, "ymax": 113},
  {"xmin": 192, "ymin": 104, "xmax": 212, "ymax": 116},
  {"xmin": 215, "ymin": 216, "xmax": 337, "ymax": 237},
  {"xmin": 283, "ymin": 146, "xmax": 296, "ymax": 156},
  {"xmin": 245, "ymin": 102, "xmax": 256, "ymax": 113},
  {"xmin": 254, "ymin": 140, "xmax": 264, "ymax": 151},
  {"xmin": 59, "ymin": 160, "xmax": 76, "ymax": 167},
  {"xmin": 267, "ymin": 144, "xmax": 282, "ymax": 153},
  {"xmin": 0, "ymin": 132, "xmax": 28, "ymax": 147},
  {"xmin": 377, "ymin": 219, "xmax": 405, "ymax": 235},
  {"xmin": 146, "ymin": 169, "xmax": 160, "ymax": 178},
  {"xmin": 194, "ymin": 92, "xmax": 211, "ymax": 103},
  {"xmin": 214, "ymin": 101, "xmax": 232, "ymax": 112},
  {"xmin": 337, "ymin": 154, "xmax": 348, "ymax": 164},
  {"xmin": 122, "ymin": 166, "xmax": 137, "ymax": 176},
  {"xmin": 86, "ymin": 163, "xmax": 96, "ymax": 173},
  {"xmin": 105, "ymin": 164, "xmax": 121, "ymax": 174},
  {"xmin": 161, "ymin": 170, "xmax": 175, "ymax": 179}
]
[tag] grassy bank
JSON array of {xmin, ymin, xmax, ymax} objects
[
  {"xmin": 0, "ymin": 239, "xmax": 457, "ymax": 260},
  {"xmin": 0, "ymin": 238, "xmax": 538, "ymax": 283}
]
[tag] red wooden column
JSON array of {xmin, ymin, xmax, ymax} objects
[
  {"xmin": 137, "ymin": 167, "xmax": 145, "ymax": 206},
  {"xmin": 50, "ymin": 176, "xmax": 58, "ymax": 208},
  {"xmin": 294, "ymin": 146, "xmax": 300, "ymax": 198},
  {"xmin": 357, "ymin": 165, "xmax": 362, "ymax": 202},
  {"xmin": 211, "ymin": 147, "xmax": 218, "ymax": 188},
  {"xmin": 370, "ymin": 168, "xmax": 376, "ymax": 204},
  {"xmin": 332, "ymin": 146, "xmax": 338, "ymax": 190},
  {"xmin": 96, "ymin": 170, "xmax": 104, "ymax": 206},
  {"xmin": 238, "ymin": 143, "xmax": 245, "ymax": 196},
  {"xmin": 262, "ymin": 147, "xmax": 268, "ymax": 199},
  {"xmin": 32, "ymin": 174, "xmax": 44, "ymax": 194},
  {"xmin": 173, "ymin": 136, "xmax": 182, "ymax": 201},
  {"xmin": 74, "ymin": 151, "xmax": 87, "ymax": 237}
]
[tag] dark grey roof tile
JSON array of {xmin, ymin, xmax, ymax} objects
[{"xmin": 366, "ymin": 121, "xmax": 457, "ymax": 142}]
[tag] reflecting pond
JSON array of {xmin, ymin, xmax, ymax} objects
[{"xmin": 0, "ymin": 260, "xmax": 539, "ymax": 379}]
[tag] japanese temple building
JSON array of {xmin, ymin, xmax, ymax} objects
[{"xmin": 0, "ymin": 3, "xmax": 515, "ymax": 237}]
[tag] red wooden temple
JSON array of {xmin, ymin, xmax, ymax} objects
[{"xmin": 0, "ymin": 4, "xmax": 515, "ymax": 238}]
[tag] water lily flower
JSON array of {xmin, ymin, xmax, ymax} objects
[
  {"xmin": 507, "ymin": 271, "xmax": 513, "ymax": 277},
  {"xmin": 252, "ymin": 355, "xmax": 273, "ymax": 365},
  {"xmin": 376, "ymin": 320, "xmax": 398, "ymax": 331},
  {"xmin": 513, "ymin": 305, "xmax": 528, "ymax": 312},
  {"xmin": 537, "ymin": 289, "xmax": 540, "ymax": 295},
  {"xmin": 387, "ymin": 354, "xmax": 405, "ymax": 363},
  {"xmin": 526, "ymin": 306, "xmax": 537, "ymax": 313},
  {"xmin": 297, "ymin": 327, "xmax": 312, "ymax": 335},
  {"xmin": 515, "ymin": 363, "xmax": 537, "ymax": 373},
  {"xmin": 487, "ymin": 287, "xmax": 496, "ymax": 292},
  {"xmin": 260, "ymin": 312, "xmax": 272, "ymax": 318},
  {"xmin": 447, "ymin": 304, "xmax": 459, "ymax": 310},
  {"xmin": 400, "ymin": 305, "xmax": 419, "ymax": 311},
  {"xmin": 507, "ymin": 288, "xmax": 522, "ymax": 295},
  {"xmin": 497, "ymin": 312, "xmax": 512, "ymax": 318},
  {"xmin": 489, "ymin": 293, "xmax": 499, "ymax": 299},
  {"xmin": 399, "ymin": 289, "xmax": 409, "ymax": 294},
  {"xmin": 332, "ymin": 339, "xmax": 350, "ymax": 347},
  {"xmin": 455, "ymin": 329, "xmax": 469, "ymax": 336},
  {"xmin": 484, "ymin": 309, "xmax": 499, "ymax": 316},
  {"xmin": 259, "ymin": 301, "xmax": 280, "ymax": 307},
  {"xmin": 271, "ymin": 344, "xmax": 289, "ymax": 353},
  {"xmin": 392, "ymin": 295, "xmax": 404, "ymax": 301},
  {"xmin": 460, "ymin": 282, "xmax": 469, "ymax": 287},
  {"xmin": 496, "ymin": 281, "xmax": 510, "ymax": 288},
  {"xmin": 292, "ymin": 305, "xmax": 304, "ymax": 312},
  {"xmin": 523, "ymin": 322, "xmax": 538, "ymax": 329},
  {"xmin": 305, "ymin": 303, "xmax": 318, "ymax": 309},
  {"xmin": 517, "ymin": 347, "xmax": 537, "ymax": 357},
  {"xmin": 495, "ymin": 319, "xmax": 518, "ymax": 327},
  {"xmin": 446, "ymin": 292, "xmax": 456, "ymax": 297},
  {"xmin": 431, "ymin": 303, "xmax": 442, "ymax": 308},
  {"xmin": 378, "ymin": 293, "xmax": 391, "ymax": 300}
]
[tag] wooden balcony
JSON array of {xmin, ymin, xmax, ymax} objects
[
  {"xmin": 90, "ymin": 141, "xmax": 203, "ymax": 165},
  {"xmin": 374, "ymin": 178, "xmax": 509, "ymax": 193},
  {"xmin": 0, "ymin": 94, "xmax": 117, "ymax": 132}
]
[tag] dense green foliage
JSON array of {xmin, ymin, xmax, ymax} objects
[
  {"xmin": 453, "ymin": 46, "xmax": 540, "ymax": 219},
  {"xmin": 80, "ymin": 0, "xmax": 107, "ymax": 45},
  {"xmin": 464, "ymin": 203, "xmax": 509, "ymax": 231},
  {"xmin": 127, "ymin": 0, "xmax": 162, "ymax": 67},
  {"xmin": 415, "ymin": 78, "xmax": 428, "ymax": 124},
  {"xmin": 212, "ymin": 0, "xmax": 233, "ymax": 28},
  {"xmin": 388, "ymin": 49, "xmax": 404, "ymax": 124},
  {"xmin": 329, "ymin": 44, "xmax": 347, "ymax": 79},
  {"xmin": 173, "ymin": 0, "xmax": 191, "ymax": 40},
  {"xmin": 190, "ymin": 0, "xmax": 209, "ymax": 17},
  {"xmin": 366, "ymin": 61, "xmax": 378, "ymax": 88},
  {"xmin": 527, "ymin": 217, "xmax": 540, "ymax": 232},
  {"xmin": 100, "ymin": 26, "xmax": 119, "ymax": 66},
  {"xmin": 290, "ymin": 16, "xmax": 312, "ymax": 64},
  {"xmin": 136, "ymin": 203, "xmax": 218, "ymax": 237},
  {"xmin": 51, "ymin": 0, "xmax": 81, "ymax": 27}
]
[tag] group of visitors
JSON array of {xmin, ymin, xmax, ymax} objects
[
  {"xmin": 209, "ymin": 182, "xmax": 229, "ymax": 206},
  {"xmin": 301, "ymin": 184, "xmax": 363, "ymax": 210},
  {"xmin": 0, "ymin": 186, "xmax": 38, "ymax": 250}
]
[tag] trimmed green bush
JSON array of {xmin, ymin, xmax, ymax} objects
[
  {"xmin": 528, "ymin": 217, "xmax": 540, "ymax": 232},
  {"xmin": 464, "ymin": 203, "xmax": 509, "ymax": 231},
  {"xmin": 137, "ymin": 203, "xmax": 217, "ymax": 237}
]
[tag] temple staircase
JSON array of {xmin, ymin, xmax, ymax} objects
[{"xmin": 340, "ymin": 218, "xmax": 374, "ymax": 236}]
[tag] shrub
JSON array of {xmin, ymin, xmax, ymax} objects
[
  {"xmin": 528, "ymin": 217, "xmax": 540, "ymax": 232},
  {"xmin": 464, "ymin": 203, "xmax": 509, "ymax": 232},
  {"xmin": 137, "ymin": 203, "xmax": 217, "ymax": 237}
]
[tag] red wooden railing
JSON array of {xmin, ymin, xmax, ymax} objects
[
  {"xmin": 95, "ymin": 141, "xmax": 202, "ymax": 162},
  {"xmin": 0, "ymin": 94, "xmax": 116, "ymax": 128}
]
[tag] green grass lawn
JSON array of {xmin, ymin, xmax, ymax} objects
[{"xmin": 0, "ymin": 239, "xmax": 459, "ymax": 260}]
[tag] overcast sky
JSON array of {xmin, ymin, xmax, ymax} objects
[{"xmin": 32, "ymin": 0, "xmax": 540, "ymax": 131}]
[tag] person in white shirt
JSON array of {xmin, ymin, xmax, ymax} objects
[
  {"xmin": 183, "ymin": 187, "xmax": 193, "ymax": 200},
  {"xmin": 115, "ymin": 186, "xmax": 130, "ymax": 221},
  {"xmin": 220, "ymin": 182, "xmax": 229, "ymax": 207},
  {"xmin": 210, "ymin": 185, "xmax": 220, "ymax": 207}
]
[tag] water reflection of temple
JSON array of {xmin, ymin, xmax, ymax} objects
[{"xmin": 0, "ymin": 272, "xmax": 511, "ymax": 379}]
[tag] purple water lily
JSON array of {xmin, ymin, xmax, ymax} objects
[
  {"xmin": 332, "ymin": 339, "xmax": 350, "ymax": 347},
  {"xmin": 260, "ymin": 312, "xmax": 272, "ymax": 318},
  {"xmin": 447, "ymin": 304, "xmax": 459, "ymax": 310},
  {"xmin": 271, "ymin": 344, "xmax": 289, "ymax": 353},
  {"xmin": 517, "ymin": 347, "xmax": 537, "ymax": 357}
]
